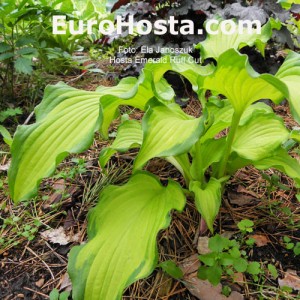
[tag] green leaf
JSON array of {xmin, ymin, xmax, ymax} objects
[
  {"xmin": 9, "ymin": 78, "xmax": 150, "ymax": 202},
  {"xmin": 154, "ymin": 77, "xmax": 175, "ymax": 101},
  {"xmin": 237, "ymin": 219, "xmax": 254, "ymax": 233},
  {"xmin": 190, "ymin": 138, "xmax": 226, "ymax": 181},
  {"xmin": 49, "ymin": 288, "xmax": 60, "ymax": 300},
  {"xmin": 276, "ymin": 51, "xmax": 300, "ymax": 124},
  {"xmin": 134, "ymin": 103, "xmax": 206, "ymax": 170},
  {"xmin": 95, "ymin": 77, "xmax": 152, "ymax": 137},
  {"xmin": 190, "ymin": 178, "xmax": 222, "ymax": 232},
  {"xmin": 268, "ymin": 264, "xmax": 278, "ymax": 279},
  {"xmin": 232, "ymin": 112, "xmax": 289, "ymax": 161},
  {"xmin": 15, "ymin": 36, "xmax": 36, "ymax": 47},
  {"xmin": 198, "ymin": 49, "xmax": 287, "ymax": 115},
  {"xmin": 14, "ymin": 57, "xmax": 33, "ymax": 74},
  {"xmin": 229, "ymin": 247, "xmax": 241, "ymax": 259},
  {"xmin": 159, "ymin": 260, "xmax": 184, "ymax": 279},
  {"xmin": 0, "ymin": 52, "xmax": 14, "ymax": 61},
  {"xmin": 9, "ymin": 83, "xmax": 102, "ymax": 202},
  {"xmin": 222, "ymin": 285, "xmax": 232, "ymax": 297},
  {"xmin": 219, "ymin": 253, "xmax": 235, "ymax": 266},
  {"xmin": 286, "ymin": 243, "xmax": 295, "ymax": 250},
  {"xmin": 68, "ymin": 172, "xmax": 185, "ymax": 300},
  {"xmin": 233, "ymin": 258, "xmax": 248, "ymax": 273},
  {"xmin": 198, "ymin": 265, "xmax": 209, "ymax": 280},
  {"xmin": 99, "ymin": 119, "xmax": 142, "ymax": 168},
  {"xmin": 16, "ymin": 47, "xmax": 37, "ymax": 56},
  {"xmin": 0, "ymin": 42, "xmax": 12, "ymax": 53},
  {"xmin": 0, "ymin": 125, "xmax": 12, "ymax": 146},
  {"xmin": 0, "ymin": 107, "xmax": 23, "ymax": 122},
  {"xmin": 254, "ymin": 148, "xmax": 300, "ymax": 186},
  {"xmin": 278, "ymin": 0, "xmax": 300, "ymax": 9},
  {"xmin": 199, "ymin": 253, "xmax": 217, "ymax": 266},
  {"xmin": 247, "ymin": 262, "xmax": 261, "ymax": 275},
  {"xmin": 59, "ymin": 291, "xmax": 70, "ymax": 300},
  {"xmin": 196, "ymin": 20, "xmax": 272, "ymax": 60},
  {"xmin": 290, "ymin": 130, "xmax": 300, "ymax": 143},
  {"xmin": 170, "ymin": 57, "xmax": 215, "ymax": 91},
  {"xmin": 207, "ymin": 265, "xmax": 222, "ymax": 286},
  {"xmin": 143, "ymin": 54, "xmax": 214, "ymax": 92},
  {"xmin": 202, "ymin": 101, "xmax": 273, "ymax": 142},
  {"xmin": 294, "ymin": 243, "xmax": 300, "ymax": 256},
  {"xmin": 165, "ymin": 154, "xmax": 192, "ymax": 184},
  {"xmin": 209, "ymin": 234, "xmax": 228, "ymax": 253}
]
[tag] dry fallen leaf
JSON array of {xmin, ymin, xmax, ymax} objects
[
  {"xmin": 251, "ymin": 234, "xmax": 270, "ymax": 247},
  {"xmin": 228, "ymin": 191, "xmax": 257, "ymax": 206},
  {"xmin": 35, "ymin": 278, "xmax": 44, "ymax": 288},
  {"xmin": 52, "ymin": 179, "xmax": 66, "ymax": 191},
  {"xmin": 41, "ymin": 226, "xmax": 79, "ymax": 245},
  {"xmin": 197, "ymin": 237, "xmax": 210, "ymax": 255},
  {"xmin": 156, "ymin": 271, "xmax": 173, "ymax": 297},
  {"xmin": 278, "ymin": 269, "xmax": 300, "ymax": 291},
  {"xmin": 237, "ymin": 185, "xmax": 258, "ymax": 198},
  {"xmin": 59, "ymin": 272, "xmax": 72, "ymax": 292},
  {"xmin": 0, "ymin": 162, "xmax": 10, "ymax": 172},
  {"xmin": 233, "ymin": 272, "xmax": 244, "ymax": 284},
  {"xmin": 221, "ymin": 231, "xmax": 235, "ymax": 239},
  {"xmin": 179, "ymin": 255, "xmax": 244, "ymax": 300}
]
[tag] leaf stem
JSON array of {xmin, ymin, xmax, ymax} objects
[
  {"xmin": 217, "ymin": 112, "xmax": 242, "ymax": 179},
  {"xmin": 166, "ymin": 154, "xmax": 192, "ymax": 186}
]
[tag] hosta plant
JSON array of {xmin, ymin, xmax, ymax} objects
[{"xmin": 8, "ymin": 36, "xmax": 300, "ymax": 300}]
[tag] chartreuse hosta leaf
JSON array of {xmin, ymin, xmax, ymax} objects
[
  {"xmin": 134, "ymin": 103, "xmax": 206, "ymax": 170},
  {"xmin": 96, "ymin": 78, "xmax": 151, "ymax": 137},
  {"xmin": 68, "ymin": 172, "xmax": 185, "ymax": 300},
  {"xmin": 276, "ymin": 51, "xmax": 300, "ymax": 124},
  {"xmin": 99, "ymin": 119, "xmax": 142, "ymax": 168},
  {"xmin": 196, "ymin": 20, "xmax": 272, "ymax": 60},
  {"xmin": 190, "ymin": 138, "xmax": 226, "ymax": 181},
  {"xmin": 232, "ymin": 112, "xmax": 289, "ymax": 161},
  {"xmin": 190, "ymin": 178, "xmax": 222, "ymax": 232},
  {"xmin": 142, "ymin": 54, "xmax": 214, "ymax": 93},
  {"xmin": 278, "ymin": 0, "xmax": 300, "ymax": 9},
  {"xmin": 198, "ymin": 49, "xmax": 287, "ymax": 115},
  {"xmin": 201, "ymin": 100, "xmax": 273, "ymax": 142},
  {"xmin": 9, "ymin": 78, "xmax": 152, "ymax": 202},
  {"xmin": 228, "ymin": 147, "xmax": 300, "ymax": 186},
  {"xmin": 254, "ymin": 148, "xmax": 300, "ymax": 186},
  {"xmin": 291, "ymin": 130, "xmax": 300, "ymax": 143}
]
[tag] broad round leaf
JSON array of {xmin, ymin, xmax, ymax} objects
[
  {"xmin": 134, "ymin": 103, "xmax": 206, "ymax": 170},
  {"xmin": 68, "ymin": 172, "xmax": 185, "ymax": 300},
  {"xmin": 196, "ymin": 20, "xmax": 272, "ymax": 60},
  {"xmin": 254, "ymin": 148, "xmax": 300, "ymax": 186},
  {"xmin": 198, "ymin": 49, "xmax": 288, "ymax": 115},
  {"xmin": 232, "ymin": 113, "xmax": 289, "ymax": 161},
  {"xmin": 276, "ymin": 51, "xmax": 300, "ymax": 124},
  {"xmin": 9, "ymin": 78, "xmax": 150, "ymax": 202},
  {"xmin": 202, "ymin": 101, "xmax": 273, "ymax": 142},
  {"xmin": 159, "ymin": 260, "xmax": 183, "ymax": 280}
]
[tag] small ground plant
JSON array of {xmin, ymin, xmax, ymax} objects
[
  {"xmin": 198, "ymin": 234, "xmax": 262, "ymax": 286},
  {"xmin": 6, "ymin": 19, "xmax": 300, "ymax": 300}
]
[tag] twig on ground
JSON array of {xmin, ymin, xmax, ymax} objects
[{"xmin": 25, "ymin": 246, "xmax": 55, "ymax": 280}]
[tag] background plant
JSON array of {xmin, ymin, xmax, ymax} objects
[
  {"xmin": 0, "ymin": 0, "xmax": 109, "ymax": 106},
  {"xmin": 198, "ymin": 234, "xmax": 262, "ymax": 286}
]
